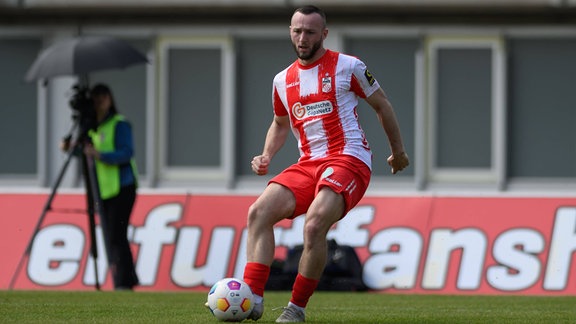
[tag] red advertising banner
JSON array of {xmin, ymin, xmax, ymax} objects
[{"xmin": 1, "ymin": 193, "xmax": 576, "ymax": 294}]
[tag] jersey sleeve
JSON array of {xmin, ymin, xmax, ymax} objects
[
  {"xmin": 350, "ymin": 59, "xmax": 380, "ymax": 99},
  {"xmin": 272, "ymin": 84, "xmax": 288, "ymax": 116}
]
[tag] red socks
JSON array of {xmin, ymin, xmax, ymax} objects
[
  {"xmin": 290, "ymin": 274, "xmax": 319, "ymax": 308},
  {"xmin": 243, "ymin": 262, "xmax": 270, "ymax": 297},
  {"xmin": 244, "ymin": 263, "xmax": 319, "ymax": 308}
]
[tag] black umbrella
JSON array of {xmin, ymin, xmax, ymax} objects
[{"xmin": 25, "ymin": 36, "xmax": 148, "ymax": 82}]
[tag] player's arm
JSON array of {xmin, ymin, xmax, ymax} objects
[
  {"xmin": 251, "ymin": 114, "xmax": 290, "ymax": 176},
  {"xmin": 365, "ymin": 88, "xmax": 410, "ymax": 174}
]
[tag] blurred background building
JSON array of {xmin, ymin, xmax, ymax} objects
[{"xmin": 1, "ymin": 0, "xmax": 576, "ymax": 194}]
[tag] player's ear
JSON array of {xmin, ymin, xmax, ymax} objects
[{"xmin": 322, "ymin": 28, "xmax": 328, "ymax": 40}]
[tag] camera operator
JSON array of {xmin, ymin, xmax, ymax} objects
[{"xmin": 61, "ymin": 83, "xmax": 139, "ymax": 291}]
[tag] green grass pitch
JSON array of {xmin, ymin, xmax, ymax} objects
[{"xmin": 1, "ymin": 290, "xmax": 575, "ymax": 323}]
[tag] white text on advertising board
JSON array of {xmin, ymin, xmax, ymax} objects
[{"xmin": 27, "ymin": 205, "xmax": 576, "ymax": 291}]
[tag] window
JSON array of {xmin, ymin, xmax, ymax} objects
[
  {"xmin": 0, "ymin": 39, "xmax": 42, "ymax": 181},
  {"xmin": 345, "ymin": 37, "xmax": 418, "ymax": 178},
  {"xmin": 157, "ymin": 37, "xmax": 234, "ymax": 184},
  {"xmin": 235, "ymin": 37, "xmax": 297, "ymax": 178},
  {"xmin": 426, "ymin": 37, "xmax": 505, "ymax": 185},
  {"xmin": 507, "ymin": 38, "xmax": 576, "ymax": 179}
]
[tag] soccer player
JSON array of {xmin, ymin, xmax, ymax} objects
[{"xmin": 243, "ymin": 5, "xmax": 410, "ymax": 323}]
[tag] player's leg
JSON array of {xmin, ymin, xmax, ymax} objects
[
  {"xmin": 246, "ymin": 183, "xmax": 295, "ymax": 265},
  {"xmin": 277, "ymin": 157, "xmax": 370, "ymax": 323},
  {"xmin": 299, "ymin": 187, "xmax": 345, "ymax": 280},
  {"xmin": 244, "ymin": 183, "xmax": 296, "ymax": 320},
  {"xmin": 276, "ymin": 187, "xmax": 344, "ymax": 323}
]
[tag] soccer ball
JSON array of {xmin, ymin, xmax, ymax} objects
[{"xmin": 206, "ymin": 278, "xmax": 254, "ymax": 322}]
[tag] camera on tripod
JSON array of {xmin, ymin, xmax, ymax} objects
[{"xmin": 69, "ymin": 85, "xmax": 97, "ymax": 136}]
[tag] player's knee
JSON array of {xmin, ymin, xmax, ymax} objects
[
  {"xmin": 247, "ymin": 203, "xmax": 263, "ymax": 228},
  {"xmin": 303, "ymin": 218, "xmax": 329, "ymax": 243},
  {"xmin": 247, "ymin": 201, "xmax": 280, "ymax": 229}
]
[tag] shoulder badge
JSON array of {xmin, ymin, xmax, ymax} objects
[{"xmin": 364, "ymin": 69, "xmax": 375, "ymax": 86}]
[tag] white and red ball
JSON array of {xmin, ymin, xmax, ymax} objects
[{"xmin": 206, "ymin": 278, "xmax": 254, "ymax": 322}]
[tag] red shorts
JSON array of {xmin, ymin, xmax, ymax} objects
[{"xmin": 269, "ymin": 155, "xmax": 371, "ymax": 219}]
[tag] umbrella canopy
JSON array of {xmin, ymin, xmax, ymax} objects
[{"xmin": 25, "ymin": 36, "xmax": 148, "ymax": 82}]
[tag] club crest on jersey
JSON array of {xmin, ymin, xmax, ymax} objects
[
  {"xmin": 364, "ymin": 69, "xmax": 375, "ymax": 86},
  {"xmin": 322, "ymin": 74, "xmax": 332, "ymax": 93},
  {"xmin": 292, "ymin": 100, "xmax": 333, "ymax": 120}
]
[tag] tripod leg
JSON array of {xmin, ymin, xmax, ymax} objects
[
  {"xmin": 9, "ymin": 147, "xmax": 76, "ymax": 290},
  {"xmin": 80, "ymin": 151, "xmax": 102, "ymax": 291}
]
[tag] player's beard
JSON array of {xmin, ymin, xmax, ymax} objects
[{"xmin": 293, "ymin": 39, "xmax": 322, "ymax": 61}]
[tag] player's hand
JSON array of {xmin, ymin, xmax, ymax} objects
[
  {"xmin": 387, "ymin": 152, "xmax": 409, "ymax": 174},
  {"xmin": 251, "ymin": 155, "xmax": 270, "ymax": 176}
]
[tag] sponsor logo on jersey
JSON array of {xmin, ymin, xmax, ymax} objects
[
  {"xmin": 364, "ymin": 69, "xmax": 375, "ymax": 86},
  {"xmin": 292, "ymin": 100, "xmax": 333, "ymax": 120},
  {"xmin": 287, "ymin": 81, "xmax": 300, "ymax": 88}
]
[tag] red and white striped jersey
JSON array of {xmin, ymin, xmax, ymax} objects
[{"xmin": 272, "ymin": 50, "xmax": 380, "ymax": 170}]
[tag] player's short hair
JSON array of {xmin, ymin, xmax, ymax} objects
[{"xmin": 293, "ymin": 5, "xmax": 327, "ymax": 27}]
